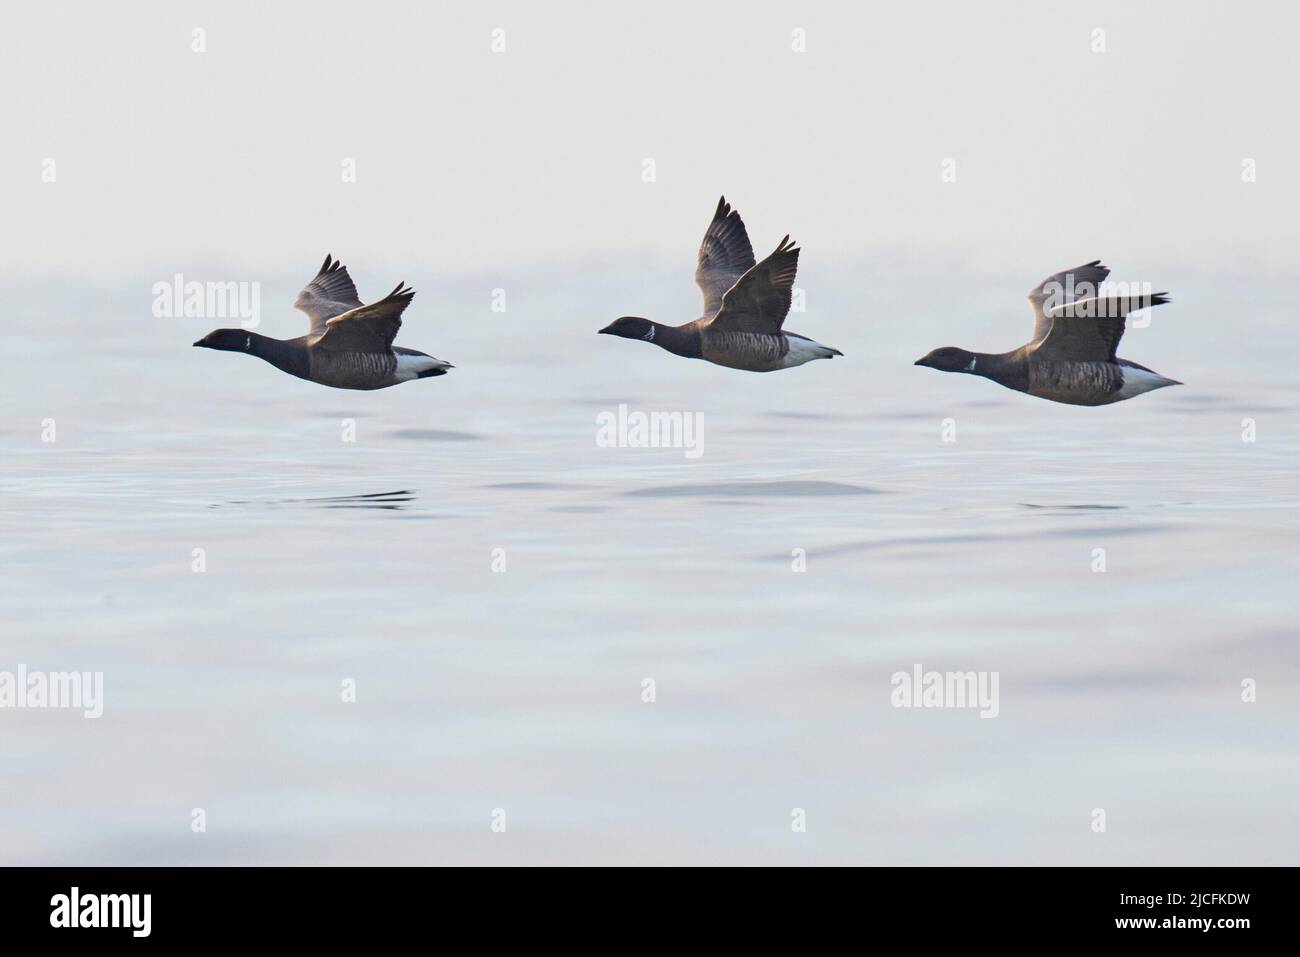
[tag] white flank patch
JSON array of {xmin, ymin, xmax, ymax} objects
[
  {"xmin": 1117, "ymin": 365, "xmax": 1179, "ymax": 399},
  {"xmin": 781, "ymin": 336, "xmax": 839, "ymax": 368},
  {"xmin": 395, "ymin": 353, "xmax": 452, "ymax": 381}
]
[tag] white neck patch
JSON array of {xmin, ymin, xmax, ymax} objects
[
  {"xmin": 643, "ymin": 326, "xmax": 655, "ymax": 342},
  {"xmin": 245, "ymin": 335, "xmax": 252, "ymax": 351},
  {"xmin": 965, "ymin": 356, "xmax": 977, "ymax": 371}
]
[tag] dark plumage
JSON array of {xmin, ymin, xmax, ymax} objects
[
  {"xmin": 194, "ymin": 255, "xmax": 452, "ymax": 390},
  {"xmin": 915, "ymin": 261, "xmax": 1180, "ymax": 406},
  {"xmin": 599, "ymin": 196, "xmax": 842, "ymax": 372}
]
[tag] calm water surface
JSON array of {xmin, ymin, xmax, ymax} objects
[{"xmin": 2, "ymin": 264, "xmax": 1297, "ymax": 864}]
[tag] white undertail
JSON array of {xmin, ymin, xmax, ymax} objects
[{"xmin": 394, "ymin": 353, "xmax": 453, "ymax": 381}]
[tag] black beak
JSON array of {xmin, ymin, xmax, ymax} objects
[
  {"xmin": 597, "ymin": 326, "xmax": 613, "ymax": 335},
  {"xmin": 913, "ymin": 357, "xmax": 928, "ymax": 367},
  {"xmin": 193, "ymin": 340, "xmax": 204, "ymax": 347}
]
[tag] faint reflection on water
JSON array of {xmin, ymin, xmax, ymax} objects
[
  {"xmin": 760, "ymin": 411, "xmax": 838, "ymax": 420},
  {"xmin": 483, "ymin": 482, "xmax": 592, "ymax": 491},
  {"xmin": 387, "ymin": 429, "xmax": 481, "ymax": 441},
  {"xmin": 626, "ymin": 480, "xmax": 880, "ymax": 498},
  {"xmin": 1019, "ymin": 503, "xmax": 1126, "ymax": 511},
  {"xmin": 767, "ymin": 524, "xmax": 1168, "ymax": 560},
  {"xmin": 213, "ymin": 489, "xmax": 417, "ymax": 510}
]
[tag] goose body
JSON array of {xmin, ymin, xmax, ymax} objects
[
  {"xmin": 194, "ymin": 255, "xmax": 452, "ymax": 390},
  {"xmin": 599, "ymin": 197, "xmax": 841, "ymax": 372},
  {"xmin": 915, "ymin": 261, "xmax": 1180, "ymax": 406},
  {"xmin": 700, "ymin": 327, "xmax": 842, "ymax": 372},
  {"xmin": 307, "ymin": 344, "xmax": 450, "ymax": 390}
]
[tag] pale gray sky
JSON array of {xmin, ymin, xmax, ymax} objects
[{"xmin": 4, "ymin": 0, "xmax": 1296, "ymax": 278}]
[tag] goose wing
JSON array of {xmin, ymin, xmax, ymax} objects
[
  {"xmin": 295, "ymin": 254, "xmax": 363, "ymax": 334},
  {"xmin": 704, "ymin": 237, "xmax": 799, "ymax": 336},
  {"xmin": 1027, "ymin": 261, "xmax": 1111, "ymax": 344},
  {"xmin": 695, "ymin": 196, "xmax": 756, "ymax": 319},
  {"xmin": 309, "ymin": 282, "xmax": 414, "ymax": 353},
  {"xmin": 1034, "ymin": 291, "xmax": 1170, "ymax": 362}
]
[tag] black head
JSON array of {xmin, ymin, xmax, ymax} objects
[
  {"xmin": 598, "ymin": 316, "xmax": 655, "ymax": 341},
  {"xmin": 914, "ymin": 347, "xmax": 978, "ymax": 373},
  {"xmin": 193, "ymin": 328, "xmax": 254, "ymax": 352}
]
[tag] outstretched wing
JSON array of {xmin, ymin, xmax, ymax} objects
[
  {"xmin": 309, "ymin": 282, "xmax": 415, "ymax": 353},
  {"xmin": 705, "ymin": 237, "xmax": 799, "ymax": 336},
  {"xmin": 1035, "ymin": 291, "xmax": 1170, "ymax": 362},
  {"xmin": 1027, "ymin": 261, "xmax": 1111, "ymax": 345},
  {"xmin": 295, "ymin": 254, "xmax": 363, "ymax": 334},
  {"xmin": 695, "ymin": 196, "xmax": 756, "ymax": 318}
]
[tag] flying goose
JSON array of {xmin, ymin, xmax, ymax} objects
[
  {"xmin": 599, "ymin": 196, "xmax": 842, "ymax": 372},
  {"xmin": 193, "ymin": 255, "xmax": 452, "ymax": 390},
  {"xmin": 914, "ymin": 261, "xmax": 1180, "ymax": 405}
]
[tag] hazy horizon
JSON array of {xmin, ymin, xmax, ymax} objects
[{"xmin": 4, "ymin": 0, "xmax": 1298, "ymax": 280}]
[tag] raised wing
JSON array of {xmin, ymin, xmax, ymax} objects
[
  {"xmin": 309, "ymin": 282, "xmax": 415, "ymax": 353},
  {"xmin": 705, "ymin": 237, "xmax": 799, "ymax": 336},
  {"xmin": 295, "ymin": 254, "xmax": 363, "ymax": 333},
  {"xmin": 1035, "ymin": 291, "xmax": 1170, "ymax": 362},
  {"xmin": 1027, "ymin": 261, "xmax": 1111, "ymax": 344},
  {"xmin": 695, "ymin": 196, "xmax": 756, "ymax": 318}
]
